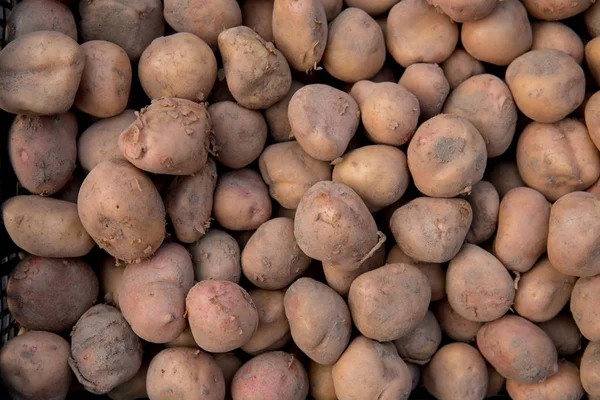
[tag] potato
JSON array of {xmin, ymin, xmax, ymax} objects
[
  {"xmin": 119, "ymin": 98, "xmax": 212, "ymax": 175},
  {"xmin": 6, "ymin": 0, "xmax": 76, "ymax": 42},
  {"xmin": 294, "ymin": 181, "xmax": 384, "ymax": 271},
  {"xmin": 138, "ymin": 33, "xmax": 217, "ymax": 102},
  {"xmin": 587, "ymin": 37, "xmax": 600, "ymax": 85},
  {"xmin": 585, "ymin": 91, "xmax": 600, "ymax": 151},
  {"xmin": 487, "ymin": 161, "xmax": 525, "ymax": 198},
  {"xmin": 288, "ymin": 84, "xmax": 360, "ymax": 161},
  {"xmin": 189, "ymin": 229, "xmax": 241, "ymax": 283},
  {"xmin": 264, "ymin": 81, "xmax": 303, "ymax": 142},
  {"xmin": 231, "ymin": 351, "xmax": 309, "ymax": 400},
  {"xmin": 507, "ymin": 360, "xmax": 584, "ymax": 400},
  {"xmin": 284, "ymin": 278, "xmax": 351, "ymax": 364},
  {"xmin": 55, "ymin": 172, "xmax": 84, "ymax": 203},
  {"xmin": 393, "ymin": 311, "xmax": 441, "ymax": 364},
  {"xmin": 218, "ymin": 26, "xmax": 292, "ymax": 109},
  {"xmin": 108, "ymin": 355, "xmax": 150, "ymax": 400},
  {"xmin": 146, "ymin": 348, "xmax": 225, "ymax": 400},
  {"xmin": 79, "ymin": 0, "xmax": 164, "ymax": 61},
  {"xmin": 532, "ymin": 22, "xmax": 584, "ymax": 64},
  {"xmin": 322, "ymin": 0, "xmax": 343, "ymax": 20},
  {"xmin": 387, "ymin": 0, "xmax": 458, "ymax": 67},
  {"xmin": 69, "ymin": 304, "xmax": 143, "ymax": 394},
  {"xmin": 461, "ymin": 0, "xmax": 532, "ymax": 66},
  {"xmin": 77, "ymin": 159, "xmax": 166, "ymax": 261},
  {"xmin": 309, "ymin": 361, "xmax": 336, "ymax": 400},
  {"xmin": 446, "ymin": 244, "xmax": 515, "ymax": 322},
  {"xmin": 522, "ymin": 0, "xmax": 592, "ymax": 20},
  {"xmin": 99, "ymin": 256, "xmax": 124, "ymax": 307},
  {"xmin": 407, "ymin": 114, "xmax": 487, "ymax": 198},
  {"xmin": 407, "ymin": 363, "xmax": 421, "ymax": 391},
  {"xmin": 186, "ymin": 280, "xmax": 259, "ymax": 352},
  {"xmin": 587, "ymin": 3, "xmax": 600, "ymax": 37},
  {"xmin": 390, "ymin": 197, "xmax": 473, "ymax": 263},
  {"xmin": 78, "ymin": 110, "xmax": 135, "ymax": 172},
  {"xmin": 487, "ymin": 364, "xmax": 506, "ymax": 397},
  {"xmin": 443, "ymin": 74, "xmax": 517, "ymax": 158},
  {"xmin": 213, "ymin": 352, "xmax": 243, "ymax": 389},
  {"xmin": 441, "ymin": 49, "xmax": 486, "ymax": 90},
  {"xmin": 332, "ymin": 336, "xmax": 412, "ymax": 400},
  {"xmin": 0, "ymin": 31, "xmax": 84, "ymax": 115},
  {"xmin": 165, "ymin": 324, "xmax": 199, "ymax": 348},
  {"xmin": 322, "ymin": 8, "xmax": 385, "ymax": 83},
  {"xmin": 9, "ymin": 112, "xmax": 77, "ymax": 195},
  {"xmin": 0, "ymin": 331, "xmax": 72, "ymax": 400},
  {"xmin": 242, "ymin": 0, "xmax": 274, "ymax": 41},
  {"xmin": 344, "ymin": 0, "xmax": 399, "ymax": 15},
  {"xmin": 423, "ymin": 343, "xmax": 488, "ymax": 400},
  {"xmin": 506, "ymin": 50, "xmax": 585, "ymax": 123},
  {"xmin": 427, "ymin": 0, "xmax": 497, "ymax": 22},
  {"xmin": 571, "ymin": 274, "xmax": 600, "ymax": 341},
  {"xmin": 213, "ymin": 169, "xmax": 272, "ymax": 231},
  {"xmin": 538, "ymin": 314, "xmax": 582, "ymax": 357},
  {"xmin": 242, "ymin": 289, "xmax": 291, "ymax": 355},
  {"xmin": 580, "ymin": 342, "xmax": 600, "ymax": 397},
  {"xmin": 399, "ymin": 63, "xmax": 450, "ymax": 120},
  {"xmin": 434, "ymin": 297, "xmax": 483, "ymax": 342},
  {"xmin": 477, "ymin": 315, "xmax": 559, "ymax": 383},
  {"xmin": 464, "ymin": 181, "xmax": 499, "ymax": 244}
]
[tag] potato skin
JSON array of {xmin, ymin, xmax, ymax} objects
[
  {"xmin": 242, "ymin": 289, "xmax": 291, "ymax": 355},
  {"xmin": 0, "ymin": 31, "xmax": 84, "ymax": 116},
  {"xmin": 477, "ymin": 315, "xmax": 559, "ymax": 384},
  {"xmin": 393, "ymin": 311, "xmax": 441, "ymax": 364},
  {"xmin": 434, "ymin": 297, "xmax": 483, "ymax": 342},
  {"xmin": 441, "ymin": 49, "xmax": 486, "ymax": 90},
  {"xmin": 309, "ymin": 361, "xmax": 336, "ymax": 400},
  {"xmin": 486, "ymin": 364, "xmax": 506, "ymax": 397},
  {"xmin": 99, "ymin": 257, "xmax": 123, "ymax": 308},
  {"xmin": 264, "ymin": 81, "xmax": 304, "ymax": 142},
  {"xmin": 585, "ymin": 90, "xmax": 600, "ymax": 151},
  {"xmin": 581, "ymin": 342, "xmax": 600, "ymax": 397},
  {"xmin": 427, "ymin": 0, "xmax": 497, "ymax": 22},
  {"xmin": 522, "ymin": 0, "xmax": 592, "ymax": 20},
  {"xmin": 6, "ymin": 0, "xmax": 76, "ymax": 42},
  {"xmin": 399, "ymin": 63, "xmax": 450, "ymax": 120},
  {"xmin": 213, "ymin": 352, "xmax": 243, "ymax": 391},
  {"xmin": 108, "ymin": 356, "xmax": 150, "ymax": 400},
  {"xmin": 0, "ymin": 331, "xmax": 72, "ymax": 400},
  {"xmin": 345, "ymin": 0, "xmax": 400, "ymax": 15},
  {"xmin": 537, "ymin": 314, "xmax": 582, "ymax": 357},
  {"xmin": 323, "ymin": 245, "xmax": 386, "ymax": 297},
  {"xmin": 571, "ymin": 274, "xmax": 600, "ymax": 341},
  {"xmin": 506, "ymin": 360, "xmax": 584, "ymax": 400},
  {"xmin": 531, "ymin": 22, "xmax": 584, "ymax": 63},
  {"xmin": 488, "ymin": 161, "xmax": 525, "ymax": 198},
  {"xmin": 465, "ymin": 181, "xmax": 499, "ymax": 244},
  {"xmin": 189, "ymin": 229, "xmax": 241, "ymax": 283},
  {"xmin": 242, "ymin": 0, "xmax": 274, "ymax": 41}
]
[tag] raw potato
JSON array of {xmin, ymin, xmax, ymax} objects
[
  {"xmin": 272, "ymin": 0, "xmax": 328, "ymax": 72},
  {"xmin": 55, "ymin": 172, "xmax": 84, "ymax": 203},
  {"xmin": 399, "ymin": 63, "xmax": 450, "ymax": 120},
  {"xmin": 323, "ymin": 245, "xmax": 386, "ymax": 297},
  {"xmin": 427, "ymin": 0, "xmax": 497, "ymax": 22},
  {"xmin": 531, "ymin": 22, "xmax": 584, "ymax": 63},
  {"xmin": 332, "ymin": 336, "xmax": 413, "ymax": 400},
  {"xmin": 506, "ymin": 50, "xmax": 585, "ymax": 123},
  {"xmin": 138, "ymin": 33, "xmax": 217, "ymax": 101},
  {"xmin": 164, "ymin": 324, "xmax": 198, "ymax": 348},
  {"xmin": 209, "ymin": 101, "xmax": 267, "ymax": 169},
  {"xmin": 164, "ymin": 157, "xmax": 217, "ymax": 243},
  {"xmin": 242, "ymin": 289, "xmax": 291, "ymax": 355},
  {"xmin": 284, "ymin": 278, "xmax": 352, "ymax": 364},
  {"xmin": 349, "ymin": 263, "xmax": 431, "ymax": 341},
  {"xmin": 146, "ymin": 348, "xmax": 225, "ymax": 400},
  {"xmin": 259, "ymin": 141, "xmax": 332, "ymax": 209},
  {"xmin": 586, "ymin": 90, "xmax": 600, "ymax": 150},
  {"xmin": 7, "ymin": 256, "xmax": 98, "ymax": 332},
  {"xmin": 522, "ymin": 0, "xmax": 593, "ymax": 20},
  {"xmin": 442, "ymin": 74, "xmax": 517, "ymax": 158},
  {"xmin": 0, "ymin": 31, "xmax": 84, "ymax": 115},
  {"xmin": 264, "ymin": 81, "xmax": 304, "ymax": 142},
  {"xmin": 344, "ymin": 0, "xmax": 400, "ymax": 15},
  {"xmin": 231, "ymin": 351, "xmax": 309, "ymax": 400},
  {"xmin": 393, "ymin": 311, "xmax": 442, "ymax": 364},
  {"xmin": 164, "ymin": 0, "xmax": 241, "ymax": 48},
  {"xmin": 322, "ymin": 8, "xmax": 386, "ymax": 83},
  {"xmin": 213, "ymin": 169, "xmax": 272, "ymax": 231},
  {"xmin": 587, "ymin": 2, "xmax": 600, "ymax": 37},
  {"xmin": 587, "ymin": 37, "xmax": 600, "ymax": 85},
  {"xmin": 538, "ymin": 314, "xmax": 582, "ymax": 357},
  {"xmin": 571, "ymin": 274, "xmax": 600, "ymax": 341},
  {"xmin": 390, "ymin": 197, "xmax": 473, "ymax": 263},
  {"xmin": 464, "ymin": 181, "xmax": 499, "ymax": 244},
  {"xmin": 288, "ymin": 84, "xmax": 360, "ymax": 161},
  {"xmin": 189, "ymin": 229, "xmax": 241, "ymax": 283},
  {"xmin": 2, "ymin": 196, "xmax": 95, "ymax": 258},
  {"xmin": 242, "ymin": 218, "xmax": 311, "ymax": 290},
  {"xmin": 581, "ymin": 342, "xmax": 600, "ymax": 397},
  {"xmin": 494, "ymin": 187, "xmax": 550, "ymax": 273},
  {"xmin": 213, "ymin": 352, "xmax": 243, "ymax": 389},
  {"xmin": 0, "ymin": 331, "xmax": 72, "ymax": 400},
  {"xmin": 423, "ymin": 343, "xmax": 488, "ymax": 400},
  {"xmin": 108, "ymin": 357, "xmax": 150, "ymax": 400},
  {"xmin": 309, "ymin": 361, "xmax": 336, "ymax": 400},
  {"xmin": 78, "ymin": 110, "xmax": 135, "ymax": 172},
  {"xmin": 514, "ymin": 257, "xmax": 577, "ymax": 322},
  {"xmin": 487, "ymin": 364, "xmax": 506, "ymax": 397},
  {"xmin": 506, "ymin": 360, "xmax": 584, "ymax": 400},
  {"xmin": 218, "ymin": 26, "xmax": 292, "ymax": 109},
  {"xmin": 119, "ymin": 98, "xmax": 212, "ymax": 175},
  {"xmin": 77, "ymin": 159, "xmax": 166, "ymax": 262},
  {"xmin": 407, "ymin": 114, "xmax": 487, "ymax": 198},
  {"xmin": 322, "ymin": 0, "xmax": 343, "ymax": 20},
  {"xmin": 446, "ymin": 244, "xmax": 515, "ymax": 322},
  {"xmin": 407, "ymin": 363, "xmax": 421, "ymax": 391},
  {"xmin": 69, "ymin": 304, "xmax": 143, "ymax": 395},
  {"xmin": 6, "ymin": 0, "xmax": 77, "ymax": 42},
  {"xmin": 242, "ymin": 0, "xmax": 274, "ymax": 42},
  {"xmin": 99, "ymin": 256, "xmax": 124, "ymax": 307},
  {"xmin": 9, "ymin": 112, "xmax": 77, "ymax": 195},
  {"xmin": 487, "ymin": 162, "xmax": 525, "ymax": 198},
  {"xmin": 434, "ymin": 297, "xmax": 483, "ymax": 342},
  {"xmin": 386, "ymin": 0, "xmax": 458, "ymax": 67},
  {"xmin": 79, "ymin": 0, "xmax": 164, "ymax": 61},
  {"xmin": 476, "ymin": 315, "xmax": 559, "ymax": 384},
  {"xmin": 186, "ymin": 280, "xmax": 259, "ymax": 352},
  {"xmin": 441, "ymin": 49, "xmax": 486, "ymax": 90}
]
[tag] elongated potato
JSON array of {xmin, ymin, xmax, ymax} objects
[
  {"xmin": 242, "ymin": 289, "xmax": 291, "ymax": 355},
  {"xmin": 399, "ymin": 63, "xmax": 450, "ymax": 120},
  {"xmin": 6, "ymin": 0, "xmax": 77, "ymax": 42},
  {"xmin": 394, "ymin": 311, "xmax": 442, "ymax": 364},
  {"xmin": 441, "ymin": 49, "xmax": 486, "ymax": 90},
  {"xmin": 538, "ymin": 314, "xmax": 582, "ymax": 357},
  {"xmin": 435, "ymin": 297, "xmax": 483, "ymax": 342},
  {"xmin": 465, "ymin": 181, "xmax": 499, "ymax": 244},
  {"xmin": 264, "ymin": 81, "xmax": 304, "ymax": 142},
  {"xmin": 571, "ymin": 274, "xmax": 600, "ymax": 341},
  {"xmin": 507, "ymin": 360, "xmax": 584, "ymax": 400},
  {"xmin": 242, "ymin": 0, "xmax": 274, "ymax": 41},
  {"xmin": 189, "ymin": 229, "xmax": 241, "ymax": 283}
]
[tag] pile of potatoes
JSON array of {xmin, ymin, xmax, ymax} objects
[{"xmin": 5, "ymin": 0, "xmax": 600, "ymax": 399}]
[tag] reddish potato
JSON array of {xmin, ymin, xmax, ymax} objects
[
  {"xmin": 487, "ymin": 161, "xmax": 525, "ymax": 198},
  {"xmin": 434, "ymin": 297, "xmax": 483, "ymax": 342},
  {"xmin": 531, "ymin": 22, "xmax": 584, "ymax": 63},
  {"xmin": 464, "ymin": 181, "xmax": 499, "ymax": 244},
  {"xmin": 309, "ymin": 361, "xmax": 336, "ymax": 400},
  {"xmin": 441, "ymin": 49, "xmax": 486, "ymax": 90},
  {"xmin": 580, "ymin": 342, "xmax": 600, "ymax": 397},
  {"xmin": 394, "ymin": 311, "xmax": 442, "ymax": 364},
  {"xmin": 522, "ymin": 0, "xmax": 593, "ymax": 20},
  {"xmin": 242, "ymin": 289, "xmax": 290, "ymax": 355},
  {"xmin": 428, "ymin": 0, "xmax": 497, "ymax": 22},
  {"xmin": 6, "ymin": 0, "xmax": 77, "ymax": 42},
  {"xmin": 399, "ymin": 63, "xmax": 450, "ymax": 120},
  {"xmin": 242, "ymin": 0, "xmax": 274, "ymax": 42},
  {"xmin": 189, "ymin": 229, "xmax": 241, "ymax": 283},
  {"xmin": 506, "ymin": 360, "xmax": 584, "ymax": 400},
  {"xmin": 264, "ymin": 81, "xmax": 304, "ymax": 142},
  {"xmin": 538, "ymin": 314, "xmax": 582, "ymax": 357},
  {"xmin": 571, "ymin": 274, "xmax": 600, "ymax": 341},
  {"xmin": 213, "ymin": 352, "xmax": 243, "ymax": 391}
]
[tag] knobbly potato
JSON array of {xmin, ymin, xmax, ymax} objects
[
  {"xmin": 242, "ymin": 0, "xmax": 274, "ymax": 41},
  {"xmin": 387, "ymin": 0, "xmax": 458, "ymax": 67},
  {"xmin": 9, "ymin": 112, "xmax": 77, "ymax": 195},
  {"xmin": 487, "ymin": 162, "xmax": 525, "ymax": 198},
  {"xmin": 506, "ymin": 50, "xmax": 585, "ymax": 123},
  {"xmin": 477, "ymin": 315, "xmax": 559, "ymax": 383},
  {"xmin": 427, "ymin": 0, "xmax": 497, "ymax": 22},
  {"xmin": 399, "ymin": 63, "xmax": 450, "ymax": 120},
  {"xmin": 264, "ymin": 81, "xmax": 304, "ymax": 142},
  {"xmin": 441, "ymin": 49, "xmax": 486, "ymax": 90},
  {"xmin": 285, "ymin": 278, "xmax": 352, "ymax": 364},
  {"xmin": 464, "ymin": 181, "xmax": 499, "ymax": 244},
  {"xmin": 189, "ymin": 229, "xmax": 241, "ymax": 283},
  {"xmin": 6, "ymin": 0, "xmax": 76, "ymax": 42},
  {"xmin": 434, "ymin": 297, "xmax": 483, "ymax": 342},
  {"xmin": 580, "ymin": 342, "xmax": 600, "ymax": 397},
  {"xmin": 0, "ymin": 331, "xmax": 72, "ymax": 400},
  {"xmin": 119, "ymin": 98, "xmax": 212, "ymax": 175},
  {"xmin": 532, "ymin": 22, "xmax": 584, "ymax": 63},
  {"xmin": 407, "ymin": 114, "xmax": 487, "ymax": 198},
  {"xmin": 309, "ymin": 361, "xmax": 336, "ymax": 400},
  {"xmin": 522, "ymin": 0, "xmax": 593, "ymax": 20},
  {"xmin": 77, "ymin": 159, "xmax": 166, "ymax": 262},
  {"xmin": 0, "ymin": 31, "xmax": 84, "ymax": 115},
  {"xmin": 571, "ymin": 274, "xmax": 600, "ymax": 341},
  {"xmin": 138, "ymin": 33, "xmax": 217, "ymax": 101},
  {"xmin": 442, "ymin": 74, "xmax": 517, "ymax": 158},
  {"xmin": 394, "ymin": 311, "xmax": 442, "ymax": 364},
  {"xmin": 218, "ymin": 26, "xmax": 292, "ymax": 109},
  {"xmin": 390, "ymin": 197, "xmax": 473, "ymax": 263},
  {"xmin": 322, "ymin": 8, "xmax": 386, "ymax": 83},
  {"xmin": 538, "ymin": 314, "xmax": 582, "ymax": 357},
  {"xmin": 99, "ymin": 256, "xmax": 124, "ymax": 308},
  {"xmin": 507, "ymin": 360, "xmax": 584, "ymax": 400},
  {"xmin": 242, "ymin": 289, "xmax": 291, "ymax": 355}
]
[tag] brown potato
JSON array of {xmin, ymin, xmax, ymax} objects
[
  {"xmin": 538, "ymin": 314, "xmax": 582, "ymax": 357},
  {"xmin": 242, "ymin": 0, "xmax": 274, "ymax": 41},
  {"xmin": 434, "ymin": 297, "xmax": 483, "ymax": 342},
  {"xmin": 585, "ymin": 91, "xmax": 600, "ymax": 150},
  {"xmin": 441, "ymin": 49, "xmax": 486, "ymax": 90},
  {"xmin": 581, "ymin": 342, "xmax": 600, "ymax": 397},
  {"xmin": 0, "ymin": 31, "xmax": 84, "ymax": 115},
  {"xmin": 322, "ymin": 0, "xmax": 343, "ymax": 20},
  {"xmin": 408, "ymin": 114, "xmax": 487, "ymax": 198},
  {"xmin": 309, "ymin": 361, "xmax": 336, "ymax": 400},
  {"xmin": 387, "ymin": 0, "xmax": 458, "ymax": 67},
  {"xmin": 399, "ymin": 63, "xmax": 450, "ymax": 120},
  {"xmin": 532, "ymin": 22, "xmax": 584, "ymax": 63},
  {"xmin": 587, "ymin": 37, "xmax": 600, "ymax": 86},
  {"xmin": 6, "ymin": 0, "xmax": 76, "ymax": 42},
  {"xmin": 213, "ymin": 352, "xmax": 243, "ymax": 391},
  {"xmin": 55, "ymin": 172, "xmax": 84, "ymax": 203},
  {"xmin": 507, "ymin": 360, "xmax": 584, "ymax": 400},
  {"xmin": 189, "ymin": 229, "xmax": 241, "ymax": 283},
  {"xmin": 242, "ymin": 289, "xmax": 290, "ymax": 355},
  {"xmin": 571, "ymin": 274, "xmax": 600, "ymax": 341},
  {"xmin": 487, "ymin": 161, "xmax": 525, "ymax": 198},
  {"xmin": 522, "ymin": 0, "xmax": 592, "ymax": 20},
  {"xmin": 108, "ymin": 354, "xmax": 151, "ymax": 400},
  {"xmin": 138, "ymin": 33, "xmax": 217, "ymax": 102},
  {"xmin": 99, "ymin": 256, "xmax": 124, "ymax": 308},
  {"xmin": 477, "ymin": 315, "xmax": 559, "ymax": 384},
  {"xmin": 506, "ymin": 50, "xmax": 585, "ymax": 123},
  {"xmin": 344, "ymin": 0, "xmax": 400, "ymax": 15},
  {"xmin": 443, "ymin": 74, "xmax": 517, "ymax": 158},
  {"xmin": 587, "ymin": 2, "xmax": 600, "ymax": 37},
  {"xmin": 407, "ymin": 363, "xmax": 421, "ymax": 391},
  {"xmin": 427, "ymin": 0, "xmax": 497, "ymax": 22},
  {"xmin": 264, "ymin": 81, "xmax": 304, "ymax": 142},
  {"xmin": 218, "ymin": 26, "xmax": 292, "ymax": 109},
  {"xmin": 394, "ymin": 311, "xmax": 442, "ymax": 364},
  {"xmin": 464, "ymin": 181, "xmax": 499, "ymax": 244},
  {"xmin": 487, "ymin": 364, "xmax": 506, "ymax": 397}
]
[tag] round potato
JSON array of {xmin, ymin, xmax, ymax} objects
[
  {"xmin": 531, "ymin": 22, "xmax": 584, "ymax": 63},
  {"xmin": 242, "ymin": 0, "xmax": 274, "ymax": 42},
  {"xmin": 464, "ymin": 181, "xmax": 499, "ymax": 244},
  {"xmin": 507, "ymin": 360, "xmax": 584, "ymax": 400},
  {"xmin": 522, "ymin": 0, "xmax": 592, "ymax": 20},
  {"xmin": 399, "ymin": 63, "xmax": 450, "ymax": 120},
  {"xmin": 580, "ymin": 342, "xmax": 600, "ymax": 397},
  {"xmin": 309, "ymin": 361, "xmax": 336, "ymax": 400},
  {"xmin": 441, "ymin": 49, "xmax": 486, "ymax": 90},
  {"xmin": 571, "ymin": 274, "xmax": 600, "ymax": 341},
  {"xmin": 586, "ymin": 3, "xmax": 600, "ymax": 37},
  {"xmin": 487, "ymin": 161, "xmax": 525, "ymax": 198},
  {"xmin": 164, "ymin": 325, "xmax": 198, "ymax": 348},
  {"xmin": 434, "ymin": 297, "xmax": 483, "ymax": 342},
  {"xmin": 242, "ymin": 289, "xmax": 290, "ymax": 355},
  {"xmin": 394, "ymin": 311, "xmax": 442, "ymax": 364},
  {"xmin": 427, "ymin": 0, "xmax": 497, "ymax": 22},
  {"xmin": 6, "ymin": 0, "xmax": 77, "ymax": 42},
  {"xmin": 538, "ymin": 314, "xmax": 582, "ymax": 357},
  {"xmin": 189, "ymin": 229, "xmax": 241, "ymax": 283},
  {"xmin": 264, "ymin": 81, "xmax": 304, "ymax": 142}
]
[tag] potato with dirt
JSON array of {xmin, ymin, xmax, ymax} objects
[
  {"xmin": 464, "ymin": 181, "xmax": 499, "ymax": 244},
  {"xmin": 394, "ymin": 311, "xmax": 442, "ymax": 364},
  {"xmin": 487, "ymin": 162, "xmax": 525, "ymax": 198},
  {"xmin": 399, "ymin": 63, "xmax": 450, "ymax": 120},
  {"xmin": 441, "ymin": 49, "xmax": 486, "ymax": 90},
  {"xmin": 345, "ymin": 0, "xmax": 400, "ymax": 15},
  {"xmin": 189, "ymin": 229, "xmax": 241, "ymax": 283},
  {"xmin": 522, "ymin": 0, "xmax": 592, "ymax": 20},
  {"xmin": 531, "ymin": 22, "xmax": 584, "ymax": 63},
  {"xmin": 538, "ymin": 314, "xmax": 582, "ymax": 357},
  {"xmin": 571, "ymin": 274, "xmax": 600, "ymax": 341},
  {"xmin": 434, "ymin": 298, "xmax": 483, "ymax": 342},
  {"xmin": 264, "ymin": 81, "xmax": 303, "ymax": 142},
  {"xmin": 506, "ymin": 360, "xmax": 584, "ymax": 400},
  {"xmin": 6, "ymin": 0, "xmax": 76, "ymax": 42},
  {"xmin": 242, "ymin": 0, "xmax": 274, "ymax": 41},
  {"xmin": 580, "ymin": 342, "xmax": 600, "ymax": 397},
  {"xmin": 242, "ymin": 289, "xmax": 291, "ymax": 355},
  {"xmin": 323, "ymin": 245, "xmax": 386, "ymax": 297}
]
